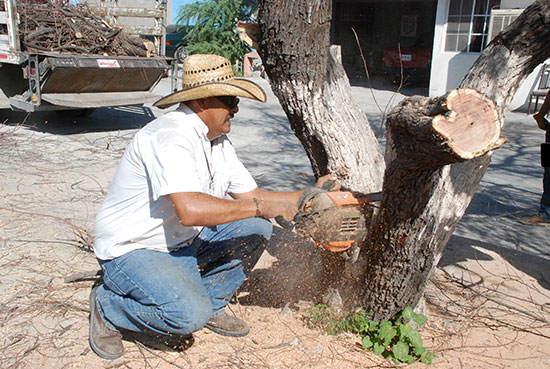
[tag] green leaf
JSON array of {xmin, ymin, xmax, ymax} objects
[
  {"xmin": 362, "ymin": 335, "xmax": 373, "ymax": 349},
  {"xmin": 379, "ymin": 321, "xmax": 397, "ymax": 346},
  {"xmin": 379, "ymin": 321, "xmax": 392, "ymax": 336},
  {"xmin": 413, "ymin": 345, "xmax": 427, "ymax": 356},
  {"xmin": 401, "ymin": 306, "xmax": 413, "ymax": 319},
  {"xmin": 409, "ymin": 329, "xmax": 424, "ymax": 348},
  {"xmin": 368, "ymin": 320, "xmax": 379, "ymax": 332},
  {"xmin": 399, "ymin": 323, "xmax": 414, "ymax": 339},
  {"xmin": 399, "ymin": 323, "xmax": 424, "ymax": 349},
  {"xmin": 392, "ymin": 340, "xmax": 410, "ymax": 362},
  {"xmin": 421, "ymin": 353, "xmax": 434, "ymax": 364},
  {"xmin": 412, "ymin": 312, "xmax": 428, "ymax": 326},
  {"xmin": 347, "ymin": 309, "xmax": 370, "ymax": 333},
  {"xmin": 373, "ymin": 342, "xmax": 385, "ymax": 356}
]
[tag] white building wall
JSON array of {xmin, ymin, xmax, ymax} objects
[{"xmin": 429, "ymin": 0, "xmax": 544, "ymax": 111}]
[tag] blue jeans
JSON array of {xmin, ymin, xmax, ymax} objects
[{"xmin": 95, "ymin": 217, "xmax": 272, "ymax": 335}]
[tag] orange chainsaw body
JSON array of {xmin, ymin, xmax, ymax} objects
[{"xmin": 297, "ymin": 191, "xmax": 380, "ymax": 252}]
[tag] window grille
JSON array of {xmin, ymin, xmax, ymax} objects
[{"xmin": 445, "ymin": 0, "xmax": 501, "ymax": 53}]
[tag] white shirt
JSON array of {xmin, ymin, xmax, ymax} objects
[{"xmin": 93, "ymin": 105, "xmax": 257, "ymax": 260}]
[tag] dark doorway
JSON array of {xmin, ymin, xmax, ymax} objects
[{"xmin": 332, "ymin": 0, "xmax": 438, "ymax": 90}]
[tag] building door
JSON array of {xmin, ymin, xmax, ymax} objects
[{"xmin": 332, "ymin": 0, "xmax": 438, "ymax": 90}]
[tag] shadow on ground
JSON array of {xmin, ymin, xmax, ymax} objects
[
  {"xmin": 1, "ymin": 106, "xmax": 155, "ymax": 135},
  {"xmin": 241, "ymin": 226, "xmax": 550, "ymax": 311},
  {"xmin": 440, "ymin": 234, "xmax": 550, "ymax": 291},
  {"xmin": 121, "ymin": 329, "xmax": 195, "ymax": 353}
]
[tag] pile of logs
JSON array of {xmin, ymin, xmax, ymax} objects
[{"xmin": 17, "ymin": 0, "xmax": 151, "ymax": 57}]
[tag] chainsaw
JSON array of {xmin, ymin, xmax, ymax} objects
[{"xmin": 276, "ymin": 183, "xmax": 381, "ymax": 253}]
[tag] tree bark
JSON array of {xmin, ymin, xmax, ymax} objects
[{"xmin": 257, "ymin": 0, "xmax": 550, "ymax": 321}]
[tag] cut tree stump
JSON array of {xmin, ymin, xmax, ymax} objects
[{"xmin": 386, "ymin": 88, "xmax": 506, "ymax": 171}]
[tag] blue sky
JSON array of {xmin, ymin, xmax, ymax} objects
[{"xmin": 171, "ymin": 0, "xmax": 194, "ymax": 23}]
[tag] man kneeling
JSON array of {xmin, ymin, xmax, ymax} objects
[{"xmin": 89, "ymin": 54, "xmax": 335, "ymax": 360}]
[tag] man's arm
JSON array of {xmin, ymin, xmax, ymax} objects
[
  {"xmin": 230, "ymin": 188, "xmax": 303, "ymax": 206},
  {"xmin": 168, "ymin": 191, "xmax": 298, "ymax": 227},
  {"xmin": 230, "ymin": 174, "xmax": 340, "ymax": 212},
  {"xmin": 169, "ymin": 192, "xmax": 256, "ymax": 226},
  {"xmin": 534, "ymin": 90, "xmax": 550, "ymax": 130},
  {"xmin": 538, "ymin": 89, "xmax": 550, "ymax": 117},
  {"xmin": 169, "ymin": 174, "xmax": 339, "ymax": 227}
]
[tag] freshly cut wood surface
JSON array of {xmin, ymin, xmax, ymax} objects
[
  {"xmin": 433, "ymin": 89, "xmax": 503, "ymax": 159},
  {"xmin": 387, "ymin": 88, "xmax": 505, "ymax": 170}
]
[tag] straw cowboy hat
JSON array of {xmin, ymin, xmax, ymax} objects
[{"xmin": 154, "ymin": 54, "xmax": 266, "ymax": 108}]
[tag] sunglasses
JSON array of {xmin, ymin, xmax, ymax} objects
[{"xmin": 216, "ymin": 96, "xmax": 240, "ymax": 110}]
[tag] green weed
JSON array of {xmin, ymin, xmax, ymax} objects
[{"xmin": 307, "ymin": 305, "xmax": 435, "ymax": 365}]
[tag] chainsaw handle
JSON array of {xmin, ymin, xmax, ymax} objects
[{"xmin": 274, "ymin": 215, "xmax": 295, "ymax": 231}]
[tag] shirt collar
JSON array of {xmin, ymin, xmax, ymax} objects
[{"xmin": 177, "ymin": 103, "xmax": 210, "ymax": 141}]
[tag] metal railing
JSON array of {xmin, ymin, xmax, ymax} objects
[{"xmin": 0, "ymin": 0, "xmax": 19, "ymax": 53}]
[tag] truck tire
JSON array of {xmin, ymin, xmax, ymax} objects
[{"xmin": 175, "ymin": 46, "xmax": 189, "ymax": 63}]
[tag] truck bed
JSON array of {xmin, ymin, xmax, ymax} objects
[
  {"xmin": 38, "ymin": 53, "xmax": 169, "ymax": 94},
  {"xmin": 1, "ymin": 52, "xmax": 172, "ymax": 111},
  {"xmin": 0, "ymin": 0, "xmax": 174, "ymax": 112}
]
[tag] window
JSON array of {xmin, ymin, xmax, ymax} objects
[{"xmin": 445, "ymin": 0, "xmax": 501, "ymax": 53}]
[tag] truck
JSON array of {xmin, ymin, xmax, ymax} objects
[{"xmin": 0, "ymin": 0, "xmax": 175, "ymax": 114}]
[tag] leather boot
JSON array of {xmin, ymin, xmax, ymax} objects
[
  {"xmin": 89, "ymin": 286, "xmax": 124, "ymax": 360},
  {"xmin": 205, "ymin": 312, "xmax": 250, "ymax": 337}
]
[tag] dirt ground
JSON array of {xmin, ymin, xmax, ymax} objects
[{"xmin": 1, "ymin": 100, "xmax": 549, "ymax": 369}]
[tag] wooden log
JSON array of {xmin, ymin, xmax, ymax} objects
[
  {"xmin": 24, "ymin": 27, "xmax": 56, "ymax": 41},
  {"xmin": 65, "ymin": 18, "xmax": 83, "ymax": 39},
  {"xmin": 386, "ymin": 88, "xmax": 506, "ymax": 172},
  {"xmin": 143, "ymin": 40, "xmax": 156, "ymax": 57}
]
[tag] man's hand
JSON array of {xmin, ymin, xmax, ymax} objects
[
  {"xmin": 314, "ymin": 174, "xmax": 342, "ymax": 191},
  {"xmin": 258, "ymin": 198, "xmax": 298, "ymax": 222}
]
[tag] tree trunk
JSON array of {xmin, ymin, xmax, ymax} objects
[
  {"xmin": 258, "ymin": 0, "xmax": 384, "ymax": 193},
  {"xmin": 257, "ymin": 0, "xmax": 550, "ymax": 320},
  {"xmin": 361, "ymin": 89, "xmax": 505, "ymax": 319}
]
